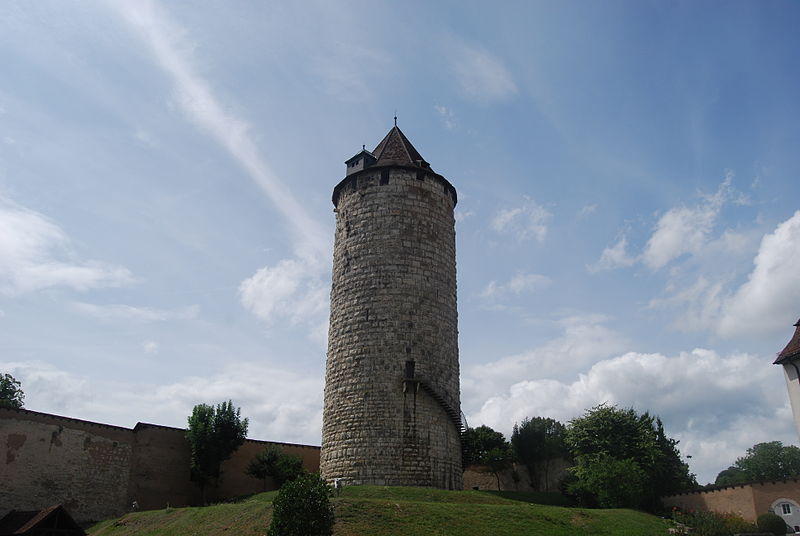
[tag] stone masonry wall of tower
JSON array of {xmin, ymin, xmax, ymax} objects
[{"xmin": 321, "ymin": 133, "xmax": 463, "ymax": 489}]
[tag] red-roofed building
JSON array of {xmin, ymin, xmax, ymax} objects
[{"xmin": 775, "ymin": 319, "xmax": 800, "ymax": 440}]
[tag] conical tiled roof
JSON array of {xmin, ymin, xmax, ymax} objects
[
  {"xmin": 775, "ymin": 319, "xmax": 800, "ymax": 364},
  {"xmin": 371, "ymin": 126, "xmax": 429, "ymax": 168}
]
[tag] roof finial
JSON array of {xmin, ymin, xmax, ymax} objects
[
  {"xmin": 394, "ymin": 110, "xmax": 397, "ymax": 127},
  {"xmin": 362, "ymin": 144, "xmax": 365, "ymax": 151}
]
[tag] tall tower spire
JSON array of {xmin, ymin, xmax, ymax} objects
[{"xmin": 322, "ymin": 126, "xmax": 462, "ymax": 489}]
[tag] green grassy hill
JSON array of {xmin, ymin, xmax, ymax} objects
[{"xmin": 88, "ymin": 486, "xmax": 672, "ymax": 536}]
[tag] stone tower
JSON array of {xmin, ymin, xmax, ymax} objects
[
  {"xmin": 320, "ymin": 125, "xmax": 463, "ymax": 489},
  {"xmin": 775, "ymin": 318, "xmax": 800, "ymax": 440}
]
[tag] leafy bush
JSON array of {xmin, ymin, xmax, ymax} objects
[
  {"xmin": 268, "ymin": 473, "xmax": 334, "ymax": 536},
  {"xmin": 757, "ymin": 512, "xmax": 789, "ymax": 535}
]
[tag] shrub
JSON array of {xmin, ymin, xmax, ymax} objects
[
  {"xmin": 247, "ymin": 447, "xmax": 306, "ymax": 489},
  {"xmin": 671, "ymin": 508, "xmax": 759, "ymax": 536},
  {"xmin": 268, "ymin": 473, "xmax": 334, "ymax": 536},
  {"xmin": 566, "ymin": 455, "xmax": 646, "ymax": 508},
  {"xmin": 757, "ymin": 512, "xmax": 789, "ymax": 535}
]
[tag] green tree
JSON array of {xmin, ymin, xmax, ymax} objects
[
  {"xmin": 511, "ymin": 416, "xmax": 568, "ymax": 491},
  {"xmin": 268, "ymin": 473, "xmax": 334, "ymax": 536},
  {"xmin": 714, "ymin": 466, "xmax": 746, "ymax": 486},
  {"xmin": 715, "ymin": 441, "xmax": 800, "ymax": 485},
  {"xmin": 246, "ymin": 446, "xmax": 305, "ymax": 490},
  {"xmin": 461, "ymin": 425, "xmax": 508, "ymax": 468},
  {"xmin": 0, "ymin": 373, "xmax": 24, "ymax": 409},
  {"xmin": 186, "ymin": 400, "xmax": 248, "ymax": 502},
  {"xmin": 565, "ymin": 404, "xmax": 696, "ymax": 510},
  {"xmin": 569, "ymin": 454, "xmax": 647, "ymax": 508},
  {"xmin": 484, "ymin": 445, "xmax": 514, "ymax": 491}
]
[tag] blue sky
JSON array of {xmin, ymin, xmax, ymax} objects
[{"xmin": 2, "ymin": 1, "xmax": 800, "ymax": 484}]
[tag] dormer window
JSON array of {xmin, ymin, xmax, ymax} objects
[{"xmin": 345, "ymin": 149, "xmax": 376, "ymax": 176}]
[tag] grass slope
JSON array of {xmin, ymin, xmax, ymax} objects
[{"xmin": 89, "ymin": 486, "xmax": 671, "ymax": 536}]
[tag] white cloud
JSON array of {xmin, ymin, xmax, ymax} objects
[
  {"xmin": 72, "ymin": 302, "xmax": 199, "ymax": 322},
  {"xmin": 464, "ymin": 315, "xmax": 629, "ymax": 403},
  {"xmin": 2, "ymin": 359, "xmax": 323, "ymax": 446},
  {"xmin": 642, "ymin": 176, "xmax": 735, "ymax": 271},
  {"xmin": 481, "ymin": 271, "xmax": 550, "ymax": 298},
  {"xmin": 492, "ymin": 196, "xmax": 552, "ymax": 243},
  {"xmin": 718, "ymin": 211, "xmax": 800, "ymax": 337},
  {"xmin": 644, "ymin": 211, "xmax": 800, "ymax": 337},
  {"xmin": 0, "ymin": 196, "xmax": 133, "ymax": 295},
  {"xmin": 587, "ymin": 236, "xmax": 637, "ymax": 273},
  {"xmin": 469, "ymin": 347, "xmax": 789, "ymax": 484},
  {"xmin": 143, "ymin": 340, "xmax": 159, "ymax": 354},
  {"xmin": 239, "ymin": 258, "xmax": 329, "ymax": 337},
  {"xmin": 594, "ymin": 176, "xmax": 747, "ymax": 275},
  {"xmin": 450, "ymin": 42, "xmax": 517, "ymax": 101},
  {"xmin": 115, "ymin": 0, "xmax": 327, "ymax": 261}
]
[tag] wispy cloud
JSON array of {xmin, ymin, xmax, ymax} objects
[
  {"xmin": 0, "ymin": 196, "xmax": 133, "ymax": 295},
  {"xmin": 587, "ymin": 236, "xmax": 637, "ymax": 273},
  {"xmin": 115, "ymin": 0, "xmax": 326, "ymax": 261},
  {"xmin": 114, "ymin": 1, "xmax": 331, "ymax": 333},
  {"xmin": 481, "ymin": 271, "xmax": 550, "ymax": 298},
  {"xmin": 72, "ymin": 302, "xmax": 199, "ymax": 322},
  {"xmin": 449, "ymin": 41, "xmax": 517, "ymax": 102},
  {"xmin": 434, "ymin": 104, "xmax": 457, "ymax": 130},
  {"xmin": 492, "ymin": 196, "xmax": 552, "ymax": 242},
  {"xmin": 643, "ymin": 174, "xmax": 737, "ymax": 271},
  {"xmin": 578, "ymin": 204, "xmax": 598, "ymax": 218}
]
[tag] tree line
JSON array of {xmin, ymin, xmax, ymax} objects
[{"xmin": 463, "ymin": 404, "xmax": 698, "ymax": 511}]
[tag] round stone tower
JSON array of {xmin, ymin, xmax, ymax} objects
[{"xmin": 321, "ymin": 125, "xmax": 463, "ymax": 489}]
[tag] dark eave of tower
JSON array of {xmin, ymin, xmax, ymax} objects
[
  {"xmin": 333, "ymin": 126, "xmax": 457, "ymax": 208},
  {"xmin": 774, "ymin": 318, "xmax": 800, "ymax": 365}
]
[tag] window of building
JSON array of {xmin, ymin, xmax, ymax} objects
[{"xmin": 782, "ymin": 503, "xmax": 792, "ymax": 515}]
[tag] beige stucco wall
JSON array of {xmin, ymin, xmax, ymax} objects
[
  {"xmin": 663, "ymin": 478, "xmax": 800, "ymax": 523},
  {"xmin": 782, "ymin": 364, "xmax": 800, "ymax": 441}
]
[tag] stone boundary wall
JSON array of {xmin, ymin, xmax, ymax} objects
[
  {"xmin": 662, "ymin": 478, "xmax": 800, "ymax": 522},
  {"xmin": 1, "ymin": 407, "xmax": 320, "ymax": 523},
  {"xmin": 463, "ymin": 458, "xmax": 570, "ymax": 493}
]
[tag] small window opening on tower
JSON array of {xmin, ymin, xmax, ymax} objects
[
  {"xmin": 416, "ymin": 171, "xmax": 425, "ymax": 181},
  {"xmin": 405, "ymin": 360, "xmax": 415, "ymax": 379},
  {"xmin": 783, "ymin": 503, "xmax": 792, "ymax": 515},
  {"xmin": 380, "ymin": 169, "xmax": 390, "ymax": 185}
]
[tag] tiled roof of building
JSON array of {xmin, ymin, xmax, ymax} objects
[
  {"xmin": 774, "ymin": 319, "xmax": 800, "ymax": 365},
  {"xmin": 372, "ymin": 126, "xmax": 429, "ymax": 168},
  {"xmin": 0, "ymin": 505, "xmax": 85, "ymax": 535}
]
